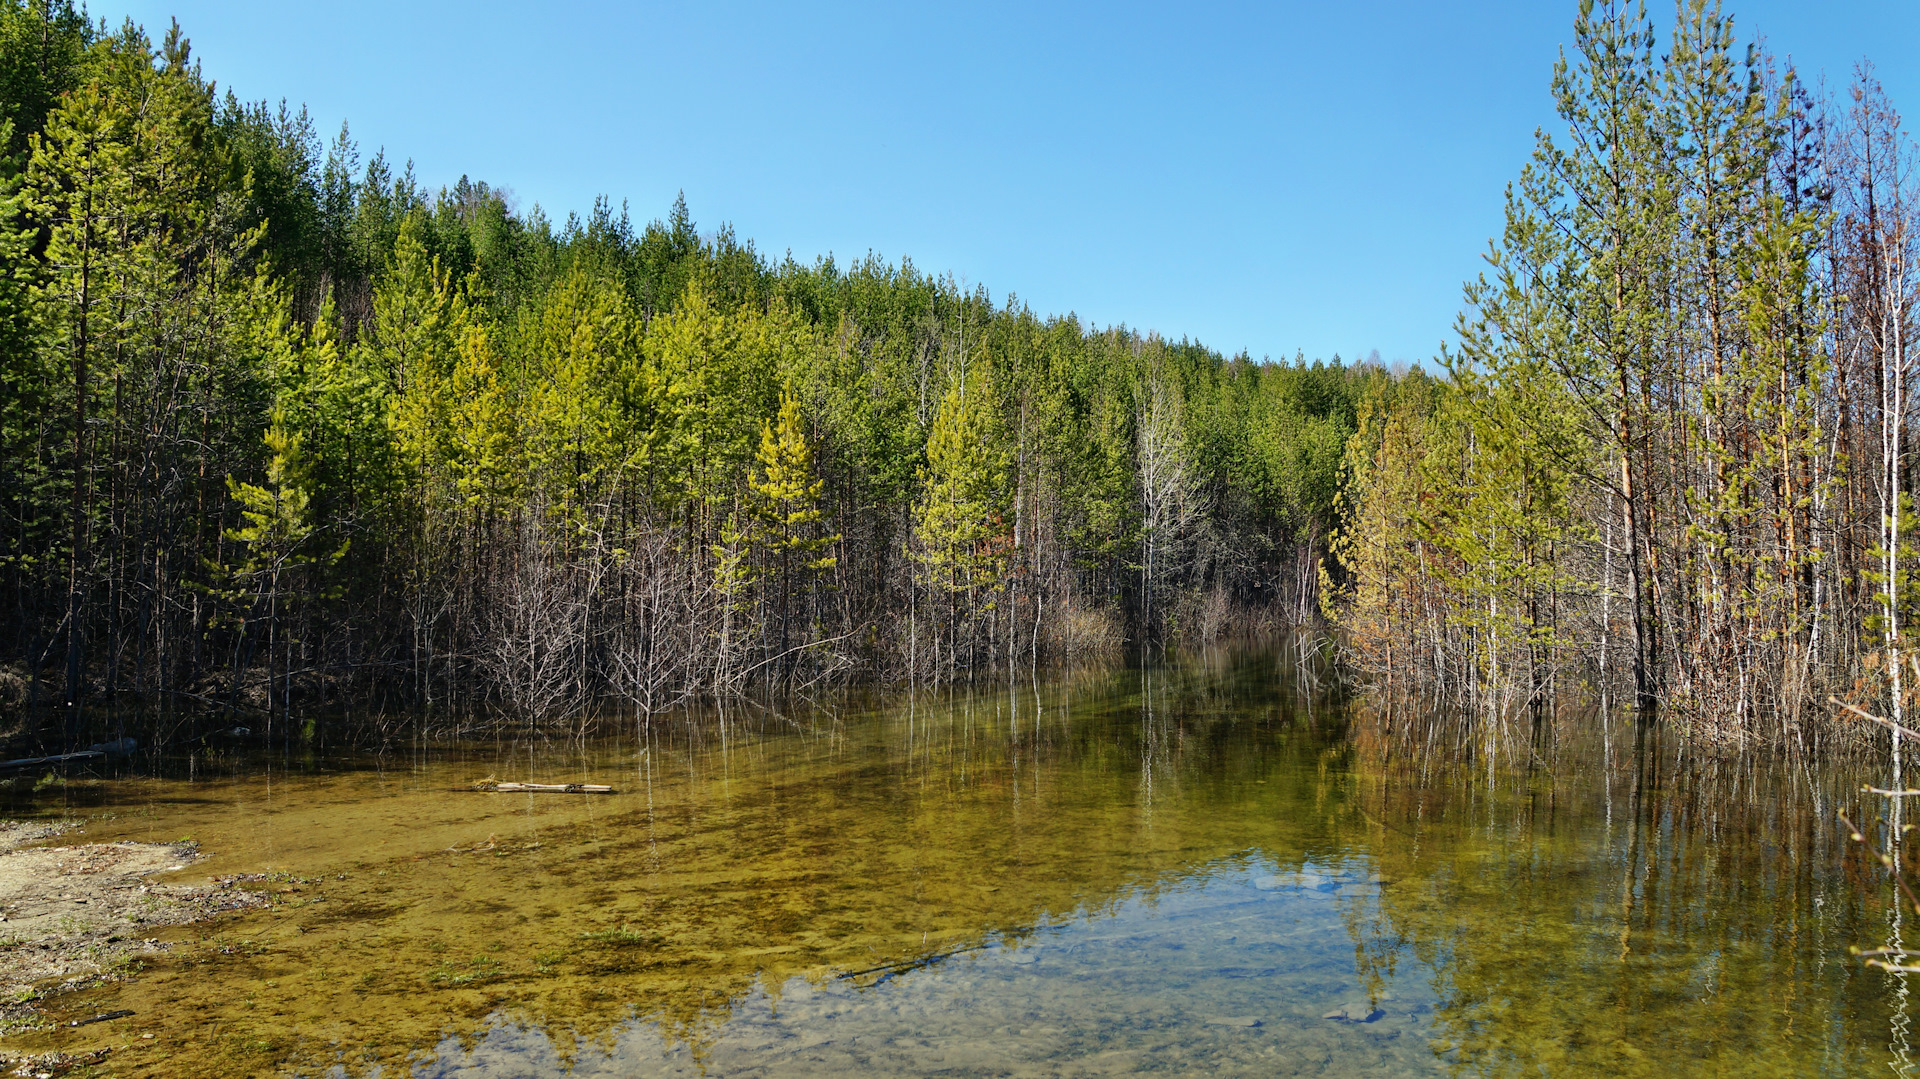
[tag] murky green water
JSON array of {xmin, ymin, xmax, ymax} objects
[{"xmin": 5, "ymin": 651, "xmax": 1913, "ymax": 1076}]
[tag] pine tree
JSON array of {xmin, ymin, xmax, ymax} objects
[
  {"xmin": 445, "ymin": 316, "xmax": 519, "ymax": 513},
  {"xmin": 1323, "ymin": 372, "xmax": 1440, "ymax": 683},
  {"xmin": 0, "ymin": 0, "xmax": 89, "ymax": 157},
  {"xmin": 517, "ymin": 264, "xmax": 636, "ymax": 516},
  {"xmin": 915, "ymin": 372, "xmax": 1012, "ymax": 672},
  {"xmin": 752, "ymin": 389, "xmax": 839, "ymax": 661},
  {"xmin": 218, "ymin": 412, "xmax": 344, "ymax": 730}
]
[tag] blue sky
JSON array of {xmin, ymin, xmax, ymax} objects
[{"xmin": 113, "ymin": 1, "xmax": 1919, "ymax": 365}]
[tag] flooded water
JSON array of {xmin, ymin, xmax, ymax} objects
[{"xmin": 4, "ymin": 651, "xmax": 1912, "ymax": 1077}]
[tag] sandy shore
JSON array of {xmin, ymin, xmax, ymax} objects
[{"xmin": 0, "ymin": 819, "xmax": 266, "ymax": 1044}]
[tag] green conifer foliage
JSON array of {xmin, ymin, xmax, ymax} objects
[
  {"xmin": 1323, "ymin": 372, "xmax": 1440, "ymax": 679},
  {"xmin": 517, "ymin": 265, "xmax": 639, "ymax": 516},
  {"xmin": 645, "ymin": 280, "xmax": 786, "ymax": 512},
  {"xmin": 754, "ymin": 390, "xmax": 838, "ymax": 573},
  {"xmin": 916, "ymin": 373, "xmax": 1013, "ymax": 602},
  {"xmin": 445, "ymin": 318, "xmax": 519, "ymax": 512},
  {"xmin": 751, "ymin": 390, "xmax": 839, "ymax": 663},
  {"xmin": 0, "ymin": 1, "xmax": 89, "ymax": 158},
  {"xmin": 217, "ymin": 411, "xmax": 345, "ymax": 727}
]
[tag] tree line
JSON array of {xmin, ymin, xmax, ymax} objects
[
  {"xmin": 0, "ymin": 4, "xmax": 1361, "ymax": 744},
  {"xmin": 1324, "ymin": 0, "xmax": 1919, "ymax": 756}
]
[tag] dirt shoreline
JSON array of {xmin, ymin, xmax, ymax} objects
[{"xmin": 0, "ymin": 819, "xmax": 267, "ymax": 1071}]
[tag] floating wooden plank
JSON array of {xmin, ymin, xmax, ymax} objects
[{"xmin": 470, "ymin": 781, "xmax": 614, "ymax": 794}]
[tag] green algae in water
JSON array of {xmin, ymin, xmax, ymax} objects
[{"xmin": 6, "ymin": 658, "xmax": 1912, "ymax": 1077}]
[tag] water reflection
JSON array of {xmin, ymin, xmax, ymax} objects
[
  {"xmin": 405, "ymin": 859, "xmax": 1430, "ymax": 1078},
  {"xmin": 1346, "ymin": 716, "xmax": 1877, "ymax": 1078},
  {"xmin": 7, "ymin": 650, "xmax": 1913, "ymax": 1077}
]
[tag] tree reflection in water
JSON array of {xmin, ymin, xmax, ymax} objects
[{"xmin": 10, "ymin": 645, "xmax": 1908, "ymax": 1077}]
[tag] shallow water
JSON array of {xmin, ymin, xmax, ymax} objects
[{"xmin": 5, "ymin": 654, "xmax": 1913, "ymax": 1077}]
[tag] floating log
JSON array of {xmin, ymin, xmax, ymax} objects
[
  {"xmin": 471, "ymin": 781, "xmax": 614, "ymax": 794},
  {"xmin": 0, "ymin": 737, "xmax": 136, "ymax": 772},
  {"xmin": 0, "ymin": 749, "xmax": 104, "ymax": 771}
]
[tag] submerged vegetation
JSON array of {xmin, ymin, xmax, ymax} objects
[{"xmin": 4, "ymin": 657, "xmax": 1903, "ymax": 1078}]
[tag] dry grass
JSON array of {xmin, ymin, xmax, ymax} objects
[{"xmin": 1049, "ymin": 605, "xmax": 1126, "ymax": 662}]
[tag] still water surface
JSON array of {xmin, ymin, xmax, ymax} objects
[{"xmin": 10, "ymin": 651, "xmax": 1912, "ymax": 1076}]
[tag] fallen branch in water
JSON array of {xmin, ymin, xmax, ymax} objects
[
  {"xmin": 1830, "ymin": 697, "xmax": 1920, "ymax": 742},
  {"xmin": 0, "ymin": 750, "xmax": 103, "ymax": 771},
  {"xmin": 469, "ymin": 780, "xmax": 614, "ymax": 794},
  {"xmin": 836, "ymin": 943, "xmax": 989, "ymax": 983}
]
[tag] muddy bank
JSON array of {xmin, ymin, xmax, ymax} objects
[{"xmin": 0, "ymin": 820, "xmax": 266, "ymax": 1047}]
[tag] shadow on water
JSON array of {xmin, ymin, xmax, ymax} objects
[{"xmin": 3, "ymin": 641, "xmax": 1915, "ymax": 1077}]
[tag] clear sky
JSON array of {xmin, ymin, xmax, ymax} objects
[{"xmin": 110, "ymin": 1, "xmax": 1920, "ymax": 366}]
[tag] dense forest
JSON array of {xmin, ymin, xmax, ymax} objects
[
  {"xmin": 0, "ymin": 3, "xmax": 1359, "ymax": 744},
  {"xmin": 6, "ymin": 0, "xmax": 1916, "ymax": 760},
  {"xmin": 1326, "ymin": 1, "xmax": 1918, "ymax": 755}
]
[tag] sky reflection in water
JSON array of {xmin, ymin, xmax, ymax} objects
[{"xmin": 409, "ymin": 859, "xmax": 1432, "ymax": 1078}]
